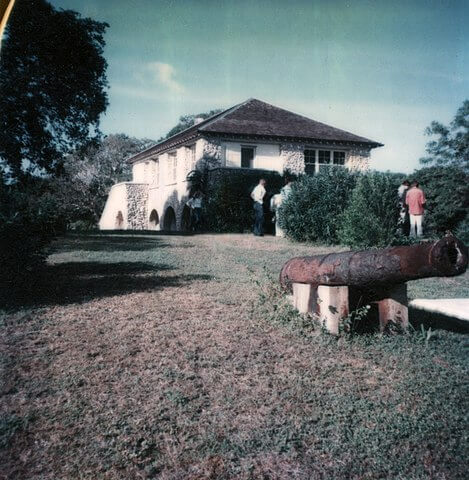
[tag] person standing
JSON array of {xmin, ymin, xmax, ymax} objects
[
  {"xmin": 270, "ymin": 176, "xmax": 295, "ymax": 237},
  {"xmin": 251, "ymin": 178, "xmax": 266, "ymax": 236},
  {"xmin": 405, "ymin": 180, "xmax": 426, "ymax": 237},
  {"xmin": 186, "ymin": 190, "xmax": 203, "ymax": 232},
  {"xmin": 397, "ymin": 179, "xmax": 410, "ymax": 235},
  {"xmin": 280, "ymin": 175, "xmax": 294, "ymax": 202}
]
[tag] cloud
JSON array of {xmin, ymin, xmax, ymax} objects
[{"xmin": 145, "ymin": 62, "xmax": 184, "ymax": 93}]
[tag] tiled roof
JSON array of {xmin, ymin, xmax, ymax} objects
[{"xmin": 129, "ymin": 98, "xmax": 383, "ymax": 162}]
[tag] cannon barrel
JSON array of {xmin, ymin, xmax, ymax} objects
[{"xmin": 280, "ymin": 234, "xmax": 468, "ymax": 291}]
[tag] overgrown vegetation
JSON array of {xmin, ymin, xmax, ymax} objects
[
  {"xmin": 411, "ymin": 166, "xmax": 469, "ymax": 235},
  {"xmin": 278, "ymin": 167, "xmax": 358, "ymax": 243},
  {"xmin": 278, "ymin": 165, "xmax": 467, "ymax": 247},
  {"xmin": 338, "ymin": 171, "xmax": 403, "ymax": 248},
  {"xmin": 0, "ymin": 178, "xmax": 64, "ymax": 290}
]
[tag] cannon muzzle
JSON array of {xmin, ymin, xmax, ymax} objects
[{"xmin": 280, "ymin": 234, "xmax": 468, "ymax": 291}]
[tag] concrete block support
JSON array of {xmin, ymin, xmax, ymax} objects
[
  {"xmin": 292, "ymin": 283, "xmax": 315, "ymax": 314},
  {"xmin": 317, "ymin": 286, "xmax": 349, "ymax": 335},
  {"xmin": 376, "ymin": 283, "xmax": 408, "ymax": 331},
  {"xmin": 290, "ymin": 282, "xmax": 409, "ymax": 335}
]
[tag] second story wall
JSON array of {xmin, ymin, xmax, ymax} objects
[{"xmin": 131, "ymin": 138, "xmax": 206, "ymax": 187}]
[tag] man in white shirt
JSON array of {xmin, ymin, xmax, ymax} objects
[{"xmin": 250, "ymin": 178, "xmax": 266, "ymax": 236}]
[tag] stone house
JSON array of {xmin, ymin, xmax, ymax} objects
[{"xmin": 99, "ymin": 98, "xmax": 383, "ymax": 231}]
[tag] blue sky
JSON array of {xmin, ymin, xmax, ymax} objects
[{"xmin": 49, "ymin": 0, "xmax": 468, "ymax": 172}]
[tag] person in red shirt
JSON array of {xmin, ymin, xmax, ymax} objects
[{"xmin": 405, "ymin": 180, "xmax": 426, "ymax": 237}]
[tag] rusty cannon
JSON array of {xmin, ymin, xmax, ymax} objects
[{"xmin": 280, "ymin": 234, "xmax": 468, "ymax": 334}]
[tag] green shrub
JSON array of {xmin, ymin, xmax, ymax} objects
[
  {"xmin": 338, "ymin": 172, "xmax": 402, "ymax": 248},
  {"xmin": 278, "ymin": 168, "xmax": 358, "ymax": 243},
  {"xmin": 203, "ymin": 169, "xmax": 283, "ymax": 233},
  {"xmin": 0, "ymin": 181, "xmax": 63, "ymax": 293},
  {"xmin": 454, "ymin": 215, "xmax": 469, "ymax": 244},
  {"xmin": 412, "ymin": 166, "xmax": 468, "ymax": 236}
]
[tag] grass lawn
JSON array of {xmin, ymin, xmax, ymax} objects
[{"xmin": 1, "ymin": 233, "xmax": 468, "ymax": 479}]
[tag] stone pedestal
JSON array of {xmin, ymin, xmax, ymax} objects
[
  {"xmin": 376, "ymin": 283, "xmax": 408, "ymax": 331},
  {"xmin": 317, "ymin": 286, "xmax": 350, "ymax": 335},
  {"xmin": 292, "ymin": 283, "xmax": 315, "ymax": 314},
  {"xmin": 290, "ymin": 282, "xmax": 409, "ymax": 334}
]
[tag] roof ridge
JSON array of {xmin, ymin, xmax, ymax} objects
[
  {"xmin": 126, "ymin": 104, "xmax": 241, "ymax": 162},
  {"xmin": 199, "ymin": 98, "xmax": 253, "ymax": 130},
  {"xmin": 127, "ymin": 98, "xmax": 256, "ymax": 163}
]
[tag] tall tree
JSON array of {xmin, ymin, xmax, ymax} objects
[
  {"xmin": 420, "ymin": 100, "xmax": 469, "ymax": 171},
  {"xmin": 0, "ymin": 0, "xmax": 109, "ymax": 181}
]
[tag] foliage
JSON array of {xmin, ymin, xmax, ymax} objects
[
  {"xmin": 454, "ymin": 214, "xmax": 469, "ymax": 244},
  {"xmin": 278, "ymin": 168, "xmax": 359, "ymax": 243},
  {"xmin": 0, "ymin": 179, "xmax": 64, "ymax": 291},
  {"xmin": 420, "ymin": 99, "xmax": 469, "ymax": 171},
  {"xmin": 0, "ymin": 0, "xmax": 109, "ymax": 181},
  {"xmin": 203, "ymin": 170, "xmax": 283, "ymax": 232},
  {"xmin": 338, "ymin": 172, "xmax": 402, "ymax": 248},
  {"xmin": 52, "ymin": 134, "xmax": 154, "ymax": 227},
  {"xmin": 160, "ymin": 109, "xmax": 224, "ymax": 141},
  {"xmin": 412, "ymin": 166, "xmax": 469, "ymax": 235}
]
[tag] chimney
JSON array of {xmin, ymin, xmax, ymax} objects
[{"xmin": 194, "ymin": 117, "xmax": 204, "ymax": 125}]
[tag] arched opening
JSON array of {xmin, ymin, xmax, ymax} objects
[
  {"xmin": 149, "ymin": 209, "xmax": 159, "ymax": 230},
  {"xmin": 115, "ymin": 211, "xmax": 124, "ymax": 229},
  {"xmin": 163, "ymin": 206, "xmax": 177, "ymax": 231},
  {"xmin": 181, "ymin": 205, "xmax": 191, "ymax": 232}
]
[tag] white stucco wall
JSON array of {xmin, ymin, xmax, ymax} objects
[
  {"xmin": 224, "ymin": 141, "xmax": 283, "ymax": 172},
  {"xmin": 99, "ymin": 183, "xmax": 128, "ymax": 230}
]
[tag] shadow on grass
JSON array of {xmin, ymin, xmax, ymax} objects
[
  {"xmin": 54, "ymin": 234, "xmax": 173, "ymax": 253},
  {"xmin": 409, "ymin": 307, "xmax": 469, "ymax": 334},
  {"xmin": 1, "ymin": 261, "xmax": 212, "ymax": 311}
]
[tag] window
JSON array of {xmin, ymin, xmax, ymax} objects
[
  {"xmin": 303, "ymin": 149, "xmax": 346, "ymax": 174},
  {"xmin": 241, "ymin": 146, "xmax": 255, "ymax": 168},
  {"xmin": 189, "ymin": 144, "xmax": 196, "ymax": 170},
  {"xmin": 155, "ymin": 158, "xmax": 160, "ymax": 185},
  {"xmin": 304, "ymin": 149, "xmax": 316, "ymax": 175},
  {"xmin": 167, "ymin": 152, "xmax": 177, "ymax": 183},
  {"xmin": 318, "ymin": 150, "xmax": 331, "ymax": 165},
  {"xmin": 333, "ymin": 151, "xmax": 345, "ymax": 166},
  {"xmin": 185, "ymin": 145, "xmax": 196, "ymax": 174}
]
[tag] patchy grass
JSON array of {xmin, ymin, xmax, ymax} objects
[{"xmin": 1, "ymin": 233, "xmax": 468, "ymax": 479}]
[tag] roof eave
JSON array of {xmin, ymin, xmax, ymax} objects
[{"xmin": 202, "ymin": 131, "xmax": 384, "ymax": 149}]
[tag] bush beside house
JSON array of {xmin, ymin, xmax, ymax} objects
[
  {"xmin": 338, "ymin": 172, "xmax": 403, "ymax": 248},
  {"xmin": 278, "ymin": 168, "xmax": 358, "ymax": 244}
]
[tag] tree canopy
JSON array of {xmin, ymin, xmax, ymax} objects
[
  {"xmin": 160, "ymin": 109, "xmax": 224, "ymax": 141},
  {"xmin": 0, "ymin": 0, "xmax": 109, "ymax": 181},
  {"xmin": 420, "ymin": 100, "xmax": 469, "ymax": 171}
]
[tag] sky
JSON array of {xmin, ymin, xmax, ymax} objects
[{"xmin": 49, "ymin": 0, "xmax": 468, "ymax": 173}]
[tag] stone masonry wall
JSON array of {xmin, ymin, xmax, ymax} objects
[
  {"xmin": 126, "ymin": 183, "xmax": 149, "ymax": 229},
  {"xmin": 201, "ymin": 138, "xmax": 223, "ymax": 168},
  {"xmin": 346, "ymin": 147, "xmax": 371, "ymax": 171},
  {"xmin": 280, "ymin": 144, "xmax": 305, "ymax": 175}
]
